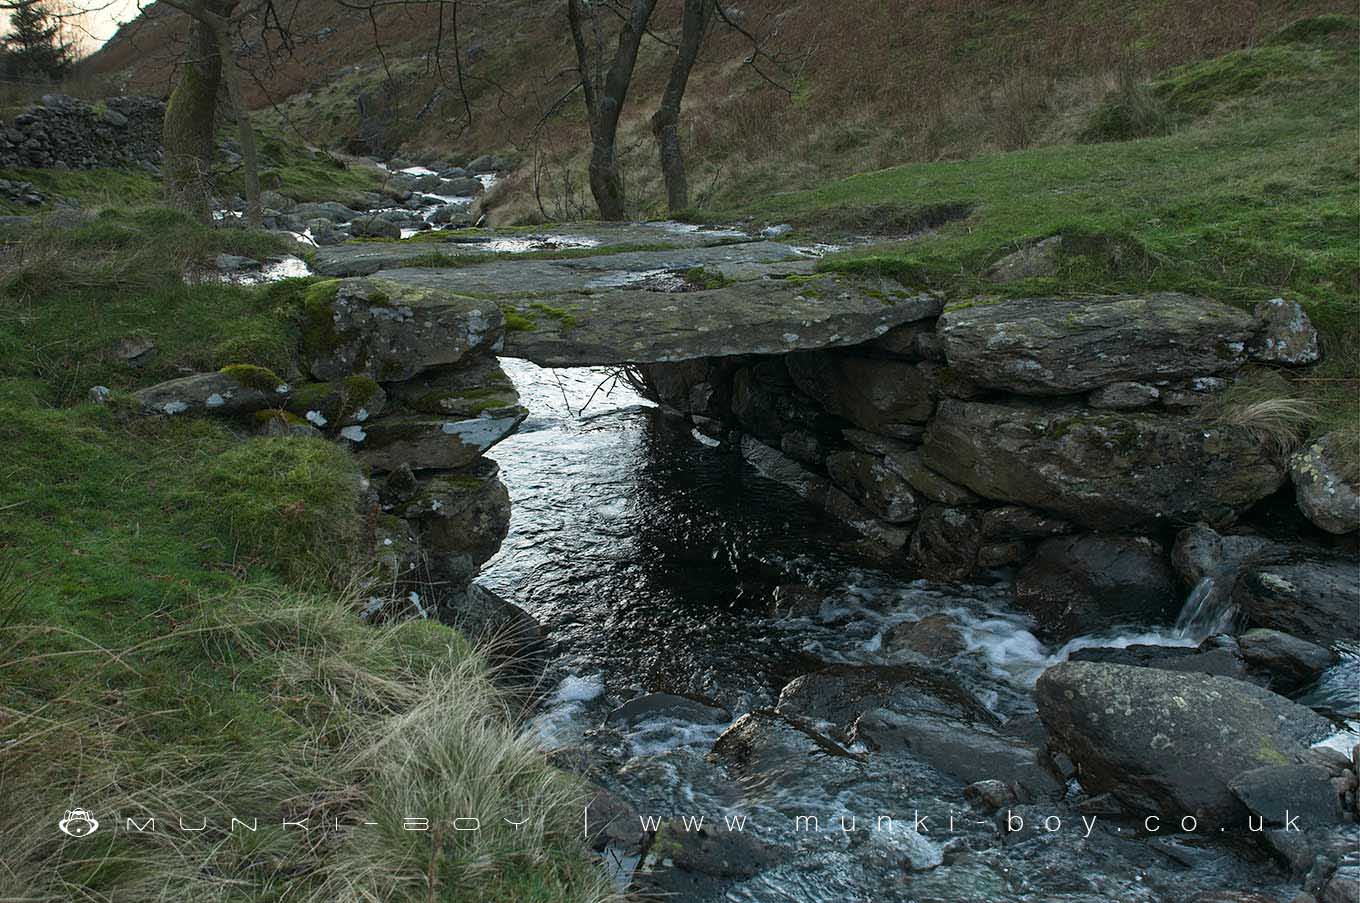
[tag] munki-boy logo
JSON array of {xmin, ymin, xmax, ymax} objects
[{"xmin": 57, "ymin": 809, "xmax": 99, "ymax": 838}]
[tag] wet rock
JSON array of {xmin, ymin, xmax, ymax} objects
[
  {"xmin": 1068, "ymin": 637, "xmax": 1253, "ymax": 682},
  {"xmin": 787, "ymin": 350, "xmax": 937, "ymax": 437},
  {"xmin": 1323, "ymin": 865, "xmax": 1360, "ymax": 903},
  {"xmin": 1171, "ymin": 523, "xmax": 1280, "ymax": 588},
  {"xmin": 711, "ymin": 710, "xmax": 862, "ymax": 775},
  {"xmin": 985, "ymin": 235, "xmax": 1063, "ymax": 283},
  {"xmin": 1088, "ymin": 381, "xmax": 1160, "ymax": 410},
  {"xmin": 884, "ymin": 613, "xmax": 965, "ymax": 658},
  {"xmin": 980, "ymin": 505, "xmax": 1074, "ymax": 542},
  {"xmin": 632, "ymin": 818, "xmax": 783, "ymax": 898},
  {"xmin": 293, "ymin": 201, "xmax": 362, "ymax": 222},
  {"xmin": 384, "ymin": 356, "xmax": 521, "ymax": 417},
  {"xmin": 885, "ymin": 449, "xmax": 979, "ymax": 506},
  {"xmin": 825, "ymin": 450, "xmax": 921, "ymax": 523},
  {"xmin": 775, "ymin": 663, "xmax": 997, "ymax": 730},
  {"xmin": 741, "ymin": 437, "xmax": 910, "ymax": 555},
  {"xmin": 768, "ymin": 583, "xmax": 824, "ymax": 618},
  {"xmin": 1232, "ymin": 552, "xmax": 1360, "ymax": 648},
  {"xmin": 908, "ymin": 505, "xmax": 983, "ymax": 581},
  {"xmin": 922, "ymin": 401, "xmax": 1288, "ymax": 531},
  {"xmin": 436, "ymin": 582, "xmax": 543, "ymax": 668},
  {"xmin": 584, "ymin": 786, "xmax": 645, "ymax": 853},
  {"xmin": 1238, "ymin": 628, "xmax": 1337, "ymax": 694},
  {"xmin": 466, "ymin": 154, "xmax": 508, "ymax": 173},
  {"xmin": 349, "ymin": 214, "xmax": 401, "ymax": 239},
  {"xmin": 964, "ymin": 779, "xmax": 1016, "ymax": 813},
  {"xmin": 643, "ymin": 358, "xmax": 738, "ymax": 417},
  {"xmin": 607, "ymin": 693, "xmax": 731, "ymax": 728},
  {"xmin": 1250, "ymin": 298, "xmax": 1320, "ymax": 366},
  {"xmin": 1036, "ymin": 661, "xmax": 1332, "ymax": 823},
  {"xmin": 1189, "ymin": 894, "xmax": 1289, "ymax": 903},
  {"xmin": 133, "ymin": 369, "xmax": 287, "ymax": 417},
  {"xmin": 938, "ymin": 294, "xmax": 1255, "ymax": 395},
  {"xmin": 1229, "ymin": 764, "xmax": 1345, "ymax": 827},
  {"xmin": 1015, "ymin": 534, "xmax": 1177, "ymax": 641},
  {"xmin": 285, "ymin": 377, "xmax": 387, "ymax": 427},
  {"xmin": 779, "ymin": 430, "xmax": 825, "ymax": 465},
  {"xmin": 215, "ymin": 253, "xmax": 259, "ymax": 275},
  {"xmin": 430, "ymin": 203, "xmax": 473, "ymax": 226},
  {"xmin": 388, "ymin": 460, "xmax": 511, "ymax": 582},
  {"xmin": 441, "ymin": 176, "xmax": 484, "ymax": 196},
  {"xmin": 851, "ymin": 708, "xmax": 1061, "ymax": 798},
  {"xmin": 977, "ymin": 542, "xmax": 1027, "ymax": 567},
  {"xmin": 1290, "ymin": 433, "xmax": 1360, "ymax": 535},
  {"xmin": 301, "ymin": 277, "xmax": 503, "ymax": 382}
]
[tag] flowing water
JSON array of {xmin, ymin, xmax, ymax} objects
[{"xmin": 480, "ymin": 361, "xmax": 1359, "ymax": 902}]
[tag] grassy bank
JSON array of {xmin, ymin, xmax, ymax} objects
[
  {"xmin": 0, "ymin": 212, "xmax": 612, "ymax": 901},
  {"xmin": 737, "ymin": 17, "xmax": 1359, "ymax": 439}
]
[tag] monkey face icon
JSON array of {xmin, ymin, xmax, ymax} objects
[{"xmin": 58, "ymin": 809, "xmax": 99, "ymax": 837}]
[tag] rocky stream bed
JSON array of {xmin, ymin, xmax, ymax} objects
[{"xmin": 104, "ymin": 162, "xmax": 1360, "ymax": 902}]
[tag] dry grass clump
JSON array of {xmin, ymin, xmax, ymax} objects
[{"xmin": 1211, "ymin": 371, "xmax": 1319, "ymax": 457}]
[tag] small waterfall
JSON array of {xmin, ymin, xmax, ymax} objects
[{"xmin": 1173, "ymin": 576, "xmax": 1239, "ymax": 641}]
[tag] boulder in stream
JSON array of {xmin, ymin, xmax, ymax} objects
[
  {"xmin": 1014, "ymin": 534, "xmax": 1178, "ymax": 641},
  {"xmin": 1231, "ymin": 551, "xmax": 1360, "ymax": 649},
  {"xmin": 1290, "ymin": 432, "xmax": 1360, "ymax": 535},
  {"xmin": 1036, "ymin": 661, "xmax": 1333, "ymax": 823}
]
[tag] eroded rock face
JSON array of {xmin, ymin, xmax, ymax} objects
[
  {"xmin": 921, "ymin": 401, "xmax": 1288, "ymax": 531},
  {"xmin": 938, "ymin": 294, "xmax": 1257, "ymax": 395},
  {"xmin": 302, "ymin": 278, "xmax": 503, "ymax": 382},
  {"xmin": 386, "ymin": 459, "xmax": 512, "ymax": 585},
  {"xmin": 1036, "ymin": 661, "xmax": 1332, "ymax": 823},
  {"xmin": 786, "ymin": 351, "xmax": 937, "ymax": 437},
  {"xmin": 1290, "ymin": 432, "xmax": 1360, "ymax": 535},
  {"xmin": 825, "ymin": 450, "xmax": 920, "ymax": 523},
  {"xmin": 1015, "ymin": 534, "xmax": 1178, "ymax": 641},
  {"xmin": 908, "ymin": 505, "xmax": 983, "ymax": 581},
  {"xmin": 384, "ymin": 357, "xmax": 522, "ymax": 417}
]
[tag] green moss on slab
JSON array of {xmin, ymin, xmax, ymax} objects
[
  {"xmin": 503, "ymin": 309, "xmax": 537, "ymax": 332},
  {"xmin": 528, "ymin": 302, "xmax": 579, "ymax": 329},
  {"xmin": 219, "ymin": 363, "xmax": 283, "ymax": 391}
]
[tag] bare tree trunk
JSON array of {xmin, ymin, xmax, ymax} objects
[
  {"xmin": 567, "ymin": 0, "xmax": 657, "ymax": 221},
  {"xmin": 652, "ymin": 0, "xmax": 710, "ymax": 215},
  {"xmin": 212, "ymin": 19, "xmax": 262, "ymax": 227},
  {"xmin": 162, "ymin": 17, "xmax": 221, "ymax": 222}
]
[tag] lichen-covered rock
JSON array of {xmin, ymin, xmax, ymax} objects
[
  {"xmin": 825, "ymin": 450, "xmax": 920, "ymax": 523},
  {"xmin": 1088, "ymin": 381, "xmax": 1160, "ymax": 410},
  {"xmin": 1036, "ymin": 661, "xmax": 1332, "ymax": 823},
  {"xmin": 980, "ymin": 506, "xmax": 1074, "ymax": 542},
  {"xmin": 1015, "ymin": 534, "xmax": 1178, "ymax": 641},
  {"xmin": 921, "ymin": 401, "xmax": 1288, "ymax": 531},
  {"xmin": 391, "ymin": 460, "xmax": 511, "ymax": 583},
  {"xmin": 938, "ymin": 294, "xmax": 1256, "ymax": 395},
  {"xmin": 284, "ymin": 376, "xmax": 386, "ymax": 427},
  {"xmin": 349, "ymin": 408, "xmax": 526, "ymax": 473},
  {"xmin": 1250, "ymin": 298, "xmax": 1320, "ymax": 365},
  {"xmin": 134, "ymin": 367, "xmax": 288, "ymax": 416},
  {"xmin": 787, "ymin": 351, "xmax": 936, "ymax": 438},
  {"xmin": 384, "ymin": 356, "xmax": 521, "ymax": 418},
  {"xmin": 1290, "ymin": 432, "xmax": 1360, "ymax": 534},
  {"xmin": 301, "ymin": 278, "xmax": 504, "ymax": 382}
]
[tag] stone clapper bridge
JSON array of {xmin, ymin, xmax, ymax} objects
[{"xmin": 135, "ymin": 219, "xmax": 1339, "ymax": 612}]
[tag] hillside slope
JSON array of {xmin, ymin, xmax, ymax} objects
[{"xmin": 89, "ymin": 0, "xmax": 1352, "ymax": 218}]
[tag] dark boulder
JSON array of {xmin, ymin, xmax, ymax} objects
[
  {"xmin": 1229, "ymin": 764, "xmax": 1345, "ymax": 828},
  {"xmin": 1232, "ymin": 552, "xmax": 1360, "ymax": 649},
  {"xmin": 775, "ymin": 663, "xmax": 997, "ymax": 730},
  {"xmin": 1015, "ymin": 534, "xmax": 1178, "ymax": 641},
  {"xmin": 1238, "ymin": 628, "xmax": 1337, "ymax": 694}
]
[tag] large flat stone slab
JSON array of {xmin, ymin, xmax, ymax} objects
[
  {"xmin": 495, "ymin": 275, "xmax": 942, "ymax": 366},
  {"xmin": 313, "ymin": 221, "xmax": 758, "ymax": 277},
  {"xmin": 370, "ymin": 241, "xmax": 813, "ymax": 295}
]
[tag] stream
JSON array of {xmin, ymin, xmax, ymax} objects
[{"xmin": 477, "ymin": 360, "xmax": 1360, "ymax": 903}]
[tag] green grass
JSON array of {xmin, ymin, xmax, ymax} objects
[
  {"xmin": 0, "ymin": 211, "xmax": 613, "ymax": 901},
  {"xmin": 739, "ymin": 20, "xmax": 1359, "ymax": 435},
  {"xmin": 0, "ymin": 166, "xmax": 161, "ymax": 214}
]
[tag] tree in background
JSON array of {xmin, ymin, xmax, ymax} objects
[
  {"xmin": 0, "ymin": 0, "xmax": 72, "ymax": 81},
  {"xmin": 650, "ymin": 0, "xmax": 711, "ymax": 215}
]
